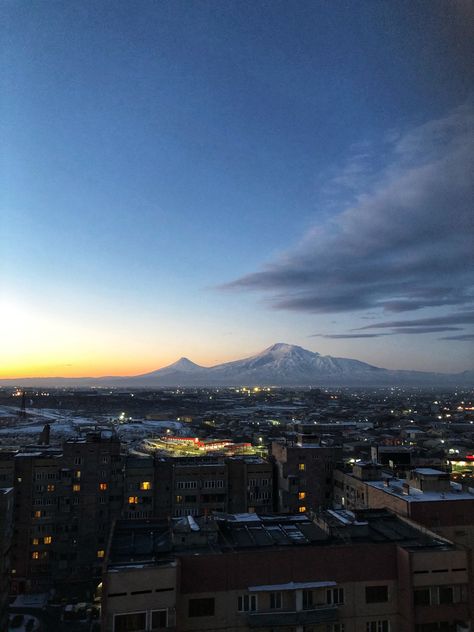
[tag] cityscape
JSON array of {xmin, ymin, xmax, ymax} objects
[{"xmin": 2, "ymin": 1, "xmax": 473, "ymax": 632}]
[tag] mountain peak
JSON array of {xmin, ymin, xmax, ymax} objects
[{"xmin": 261, "ymin": 343, "xmax": 320, "ymax": 357}]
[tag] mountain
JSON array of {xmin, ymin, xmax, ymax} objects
[{"xmin": 1, "ymin": 343, "xmax": 471, "ymax": 388}]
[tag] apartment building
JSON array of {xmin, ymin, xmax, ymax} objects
[
  {"xmin": 102, "ymin": 509, "xmax": 472, "ymax": 632},
  {"xmin": 10, "ymin": 430, "xmax": 124, "ymax": 596},
  {"xmin": 154, "ymin": 456, "xmax": 273, "ymax": 517},
  {"xmin": 334, "ymin": 463, "xmax": 474, "ymax": 552},
  {"xmin": 272, "ymin": 425, "xmax": 342, "ymax": 513},
  {"xmin": 0, "ymin": 487, "xmax": 13, "ymax": 629}
]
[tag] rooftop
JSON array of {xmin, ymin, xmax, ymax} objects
[{"xmin": 107, "ymin": 508, "xmax": 454, "ymax": 570}]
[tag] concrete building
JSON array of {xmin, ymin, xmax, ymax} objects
[
  {"xmin": 334, "ymin": 463, "xmax": 474, "ymax": 553},
  {"xmin": 102, "ymin": 509, "xmax": 472, "ymax": 632},
  {"xmin": 10, "ymin": 430, "xmax": 124, "ymax": 596},
  {"xmin": 0, "ymin": 487, "xmax": 13, "ymax": 629},
  {"xmin": 272, "ymin": 425, "xmax": 342, "ymax": 513}
]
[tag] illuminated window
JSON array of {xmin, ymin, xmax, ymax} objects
[
  {"xmin": 298, "ymin": 492, "xmax": 306, "ymax": 500},
  {"xmin": 47, "ymin": 484, "xmax": 55, "ymax": 492},
  {"xmin": 44, "ymin": 536, "xmax": 52, "ymax": 544},
  {"xmin": 128, "ymin": 496, "xmax": 138, "ymax": 504},
  {"xmin": 176, "ymin": 495, "xmax": 183, "ymax": 503},
  {"xmin": 31, "ymin": 551, "xmax": 39, "ymax": 560},
  {"xmin": 299, "ymin": 463, "xmax": 305, "ymax": 471},
  {"xmin": 140, "ymin": 481, "xmax": 151, "ymax": 490},
  {"xmin": 99, "ymin": 483, "xmax": 108, "ymax": 491},
  {"xmin": 73, "ymin": 484, "xmax": 80, "ymax": 492},
  {"xmin": 34, "ymin": 511, "xmax": 42, "ymax": 518},
  {"xmin": 298, "ymin": 506, "xmax": 306, "ymax": 513},
  {"xmin": 97, "ymin": 550, "xmax": 105, "ymax": 558},
  {"xmin": 32, "ymin": 538, "xmax": 39, "ymax": 545},
  {"xmin": 75, "ymin": 470, "xmax": 81, "ymax": 479}
]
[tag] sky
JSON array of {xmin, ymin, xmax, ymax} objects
[{"xmin": 1, "ymin": 0, "xmax": 473, "ymax": 378}]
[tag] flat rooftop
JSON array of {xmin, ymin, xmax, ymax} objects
[
  {"xmin": 366, "ymin": 478, "xmax": 474, "ymax": 502},
  {"xmin": 107, "ymin": 509, "xmax": 453, "ymax": 570}
]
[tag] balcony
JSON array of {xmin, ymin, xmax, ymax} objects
[{"xmin": 246, "ymin": 604, "xmax": 338, "ymax": 627}]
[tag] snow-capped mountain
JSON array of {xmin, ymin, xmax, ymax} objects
[{"xmin": 0, "ymin": 343, "xmax": 471, "ymax": 387}]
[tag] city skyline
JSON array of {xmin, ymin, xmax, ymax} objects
[{"xmin": 2, "ymin": 1, "xmax": 473, "ymax": 378}]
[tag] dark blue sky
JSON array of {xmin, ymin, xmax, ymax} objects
[{"xmin": 2, "ymin": 1, "xmax": 473, "ymax": 375}]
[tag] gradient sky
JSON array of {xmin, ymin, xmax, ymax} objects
[{"xmin": 1, "ymin": 0, "xmax": 473, "ymax": 377}]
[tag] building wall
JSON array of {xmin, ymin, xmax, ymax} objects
[
  {"xmin": 273, "ymin": 442, "xmax": 342, "ymax": 513},
  {"xmin": 102, "ymin": 540, "xmax": 472, "ymax": 632}
]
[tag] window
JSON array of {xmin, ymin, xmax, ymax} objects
[
  {"xmin": 31, "ymin": 552, "xmax": 39, "ymax": 560},
  {"xmin": 414, "ymin": 588, "xmax": 430, "ymax": 606},
  {"xmin": 140, "ymin": 481, "xmax": 151, "ymax": 490},
  {"xmin": 97, "ymin": 550, "xmax": 105, "ymax": 558},
  {"xmin": 99, "ymin": 483, "xmax": 108, "ymax": 491},
  {"xmin": 34, "ymin": 511, "xmax": 42, "ymax": 518},
  {"xmin": 366, "ymin": 586, "xmax": 388, "ymax": 603},
  {"xmin": 303, "ymin": 590, "xmax": 313, "ymax": 609},
  {"xmin": 74, "ymin": 457, "xmax": 82, "ymax": 465},
  {"xmin": 47, "ymin": 484, "xmax": 55, "ymax": 492},
  {"xmin": 438, "ymin": 586, "xmax": 453, "ymax": 605},
  {"xmin": 151, "ymin": 610, "xmax": 167, "ymax": 629},
  {"xmin": 43, "ymin": 536, "xmax": 52, "ymax": 544},
  {"xmin": 270, "ymin": 592, "xmax": 282, "ymax": 609},
  {"xmin": 188, "ymin": 598, "xmax": 215, "ymax": 617},
  {"xmin": 299, "ymin": 463, "xmax": 306, "ymax": 471},
  {"xmin": 102, "ymin": 456, "xmax": 110, "ymax": 464},
  {"xmin": 75, "ymin": 470, "xmax": 81, "ymax": 479},
  {"xmin": 298, "ymin": 492, "xmax": 306, "ymax": 500},
  {"xmin": 32, "ymin": 538, "xmax": 39, "ymax": 546},
  {"xmin": 113, "ymin": 612, "xmax": 146, "ymax": 632},
  {"xmin": 73, "ymin": 484, "xmax": 80, "ymax": 492},
  {"xmin": 238, "ymin": 594, "xmax": 257, "ymax": 612},
  {"xmin": 327, "ymin": 587, "xmax": 344, "ymax": 605},
  {"xmin": 328, "ymin": 625, "xmax": 345, "ymax": 632},
  {"xmin": 175, "ymin": 495, "xmax": 183, "ymax": 503},
  {"xmin": 298, "ymin": 506, "xmax": 306, "ymax": 513},
  {"xmin": 366, "ymin": 621, "xmax": 390, "ymax": 632},
  {"xmin": 129, "ymin": 496, "xmax": 138, "ymax": 504},
  {"xmin": 176, "ymin": 481, "xmax": 197, "ymax": 489}
]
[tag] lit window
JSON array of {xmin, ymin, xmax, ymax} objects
[
  {"xmin": 34, "ymin": 511, "xmax": 41, "ymax": 518},
  {"xmin": 298, "ymin": 506, "xmax": 306, "ymax": 513},
  {"xmin": 140, "ymin": 481, "xmax": 151, "ymax": 490},
  {"xmin": 99, "ymin": 483, "xmax": 108, "ymax": 491},
  {"xmin": 128, "ymin": 496, "xmax": 138, "ymax": 504},
  {"xmin": 298, "ymin": 492, "xmax": 306, "ymax": 500},
  {"xmin": 73, "ymin": 484, "xmax": 80, "ymax": 492},
  {"xmin": 32, "ymin": 538, "xmax": 39, "ymax": 545},
  {"xmin": 299, "ymin": 463, "xmax": 305, "ymax": 471},
  {"xmin": 97, "ymin": 550, "xmax": 105, "ymax": 558},
  {"xmin": 44, "ymin": 536, "xmax": 52, "ymax": 544},
  {"xmin": 31, "ymin": 552, "xmax": 39, "ymax": 560},
  {"xmin": 75, "ymin": 470, "xmax": 81, "ymax": 479},
  {"xmin": 47, "ymin": 484, "xmax": 55, "ymax": 492},
  {"xmin": 176, "ymin": 495, "xmax": 183, "ymax": 503}
]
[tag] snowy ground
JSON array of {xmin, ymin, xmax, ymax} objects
[{"xmin": 0, "ymin": 406, "xmax": 185, "ymax": 446}]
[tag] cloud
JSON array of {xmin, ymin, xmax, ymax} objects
[
  {"xmin": 312, "ymin": 326, "xmax": 463, "ymax": 339},
  {"xmin": 356, "ymin": 312, "xmax": 474, "ymax": 330},
  {"xmin": 439, "ymin": 333, "xmax": 474, "ymax": 341},
  {"xmin": 222, "ymin": 103, "xmax": 474, "ymax": 318},
  {"xmin": 310, "ymin": 333, "xmax": 390, "ymax": 339}
]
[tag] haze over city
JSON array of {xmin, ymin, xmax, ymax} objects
[{"xmin": 2, "ymin": 1, "xmax": 473, "ymax": 378}]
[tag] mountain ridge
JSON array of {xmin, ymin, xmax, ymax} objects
[{"xmin": 0, "ymin": 343, "xmax": 472, "ymax": 387}]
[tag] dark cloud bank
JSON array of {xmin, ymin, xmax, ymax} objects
[{"xmin": 222, "ymin": 104, "xmax": 474, "ymax": 340}]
